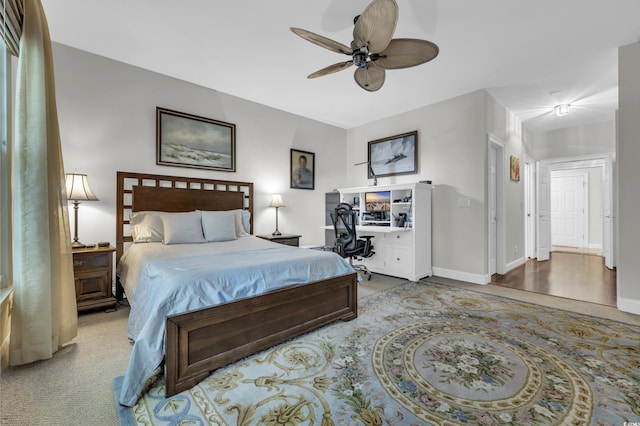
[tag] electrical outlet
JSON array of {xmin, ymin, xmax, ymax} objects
[{"xmin": 515, "ymin": 244, "xmax": 518, "ymax": 254}]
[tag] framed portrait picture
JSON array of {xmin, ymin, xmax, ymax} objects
[
  {"xmin": 156, "ymin": 107, "xmax": 236, "ymax": 172},
  {"xmin": 368, "ymin": 131, "xmax": 418, "ymax": 178},
  {"xmin": 290, "ymin": 149, "xmax": 315, "ymax": 190},
  {"xmin": 510, "ymin": 155, "xmax": 520, "ymax": 181}
]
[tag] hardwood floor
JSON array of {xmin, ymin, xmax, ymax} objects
[{"xmin": 491, "ymin": 252, "xmax": 617, "ymax": 307}]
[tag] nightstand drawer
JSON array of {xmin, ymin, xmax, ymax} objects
[
  {"xmin": 73, "ymin": 253, "xmax": 110, "ymax": 270},
  {"xmin": 275, "ymin": 237, "xmax": 299, "ymax": 246}
]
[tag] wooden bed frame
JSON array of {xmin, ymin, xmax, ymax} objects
[{"xmin": 115, "ymin": 171, "xmax": 358, "ymax": 397}]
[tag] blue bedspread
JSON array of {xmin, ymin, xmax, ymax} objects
[{"xmin": 117, "ymin": 241, "xmax": 354, "ymax": 407}]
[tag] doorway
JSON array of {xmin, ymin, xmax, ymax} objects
[{"xmin": 498, "ymin": 153, "xmax": 616, "ymax": 306}]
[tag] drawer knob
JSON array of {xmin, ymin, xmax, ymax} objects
[
  {"xmin": 73, "ymin": 260, "xmax": 85, "ymax": 267},
  {"xmin": 396, "ymin": 235, "xmax": 400, "ymax": 239}
]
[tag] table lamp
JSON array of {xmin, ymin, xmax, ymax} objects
[
  {"xmin": 65, "ymin": 173, "xmax": 99, "ymax": 248},
  {"xmin": 269, "ymin": 194, "xmax": 284, "ymax": 236}
]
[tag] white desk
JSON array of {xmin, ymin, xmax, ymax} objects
[{"xmin": 325, "ymin": 182, "xmax": 432, "ymax": 281}]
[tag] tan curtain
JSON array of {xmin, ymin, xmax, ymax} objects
[
  {"xmin": 9, "ymin": 0, "xmax": 77, "ymax": 365},
  {"xmin": 0, "ymin": 0, "xmax": 23, "ymax": 56}
]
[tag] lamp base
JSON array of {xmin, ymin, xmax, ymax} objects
[
  {"xmin": 72, "ymin": 240, "xmax": 86, "ymax": 249},
  {"xmin": 272, "ymin": 230, "xmax": 282, "ymax": 236}
]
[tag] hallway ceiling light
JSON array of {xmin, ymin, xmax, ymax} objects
[{"xmin": 554, "ymin": 103, "xmax": 571, "ymax": 117}]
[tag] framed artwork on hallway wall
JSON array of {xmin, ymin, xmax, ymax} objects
[
  {"xmin": 156, "ymin": 107, "xmax": 236, "ymax": 172},
  {"xmin": 290, "ymin": 149, "xmax": 315, "ymax": 190},
  {"xmin": 510, "ymin": 155, "xmax": 520, "ymax": 181}
]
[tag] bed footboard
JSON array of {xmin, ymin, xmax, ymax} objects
[{"xmin": 165, "ymin": 272, "xmax": 358, "ymax": 397}]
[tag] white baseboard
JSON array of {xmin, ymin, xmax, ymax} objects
[
  {"xmin": 617, "ymin": 296, "xmax": 640, "ymax": 316},
  {"xmin": 431, "ymin": 267, "xmax": 490, "ymax": 285},
  {"xmin": 506, "ymin": 257, "xmax": 526, "ymax": 272}
]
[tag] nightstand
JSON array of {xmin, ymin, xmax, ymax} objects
[
  {"xmin": 256, "ymin": 234, "xmax": 301, "ymax": 247},
  {"xmin": 72, "ymin": 245, "xmax": 117, "ymax": 312}
]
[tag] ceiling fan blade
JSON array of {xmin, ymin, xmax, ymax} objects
[
  {"xmin": 375, "ymin": 38, "xmax": 439, "ymax": 70},
  {"xmin": 290, "ymin": 27, "xmax": 352, "ymax": 55},
  {"xmin": 354, "ymin": 63, "xmax": 386, "ymax": 92},
  {"xmin": 308, "ymin": 61, "xmax": 354, "ymax": 78},
  {"xmin": 352, "ymin": 0, "xmax": 398, "ymax": 53}
]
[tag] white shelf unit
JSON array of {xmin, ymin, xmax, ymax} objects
[{"xmin": 337, "ymin": 182, "xmax": 432, "ymax": 281}]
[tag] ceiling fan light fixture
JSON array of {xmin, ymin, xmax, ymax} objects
[
  {"xmin": 290, "ymin": 0, "xmax": 438, "ymax": 92},
  {"xmin": 554, "ymin": 103, "xmax": 571, "ymax": 117}
]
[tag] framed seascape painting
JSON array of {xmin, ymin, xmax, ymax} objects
[
  {"xmin": 156, "ymin": 107, "xmax": 236, "ymax": 172},
  {"xmin": 290, "ymin": 149, "xmax": 315, "ymax": 190},
  {"xmin": 368, "ymin": 130, "xmax": 418, "ymax": 178}
]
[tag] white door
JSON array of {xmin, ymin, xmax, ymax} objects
[
  {"xmin": 489, "ymin": 146, "xmax": 497, "ymax": 275},
  {"xmin": 551, "ymin": 173, "xmax": 586, "ymax": 248},
  {"xmin": 537, "ymin": 162, "xmax": 551, "ymax": 261}
]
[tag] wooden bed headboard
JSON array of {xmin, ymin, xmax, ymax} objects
[{"xmin": 116, "ymin": 171, "xmax": 254, "ymax": 265}]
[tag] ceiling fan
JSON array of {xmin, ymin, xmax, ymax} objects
[{"xmin": 290, "ymin": 0, "xmax": 439, "ymax": 92}]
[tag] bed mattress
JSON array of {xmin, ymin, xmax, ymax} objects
[{"xmin": 116, "ymin": 236, "xmax": 354, "ymax": 406}]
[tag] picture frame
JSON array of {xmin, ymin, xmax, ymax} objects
[
  {"xmin": 368, "ymin": 130, "xmax": 418, "ymax": 178},
  {"xmin": 290, "ymin": 149, "xmax": 315, "ymax": 190},
  {"xmin": 510, "ymin": 155, "xmax": 520, "ymax": 181},
  {"xmin": 156, "ymin": 107, "xmax": 236, "ymax": 172}
]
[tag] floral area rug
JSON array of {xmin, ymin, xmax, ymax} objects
[{"xmin": 113, "ymin": 280, "xmax": 640, "ymax": 425}]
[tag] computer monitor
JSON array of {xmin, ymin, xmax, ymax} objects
[{"xmin": 364, "ymin": 191, "xmax": 391, "ymax": 222}]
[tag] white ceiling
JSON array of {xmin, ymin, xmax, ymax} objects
[{"xmin": 41, "ymin": 0, "xmax": 640, "ymax": 133}]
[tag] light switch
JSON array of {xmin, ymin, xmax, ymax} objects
[{"xmin": 458, "ymin": 198, "xmax": 471, "ymax": 208}]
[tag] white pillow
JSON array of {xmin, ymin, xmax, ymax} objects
[
  {"xmin": 161, "ymin": 211, "xmax": 206, "ymax": 244},
  {"xmin": 231, "ymin": 209, "xmax": 251, "ymax": 236},
  {"xmin": 201, "ymin": 211, "xmax": 238, "ymax": 242},
  {"xmin": 130, "ymin": 211, "xmax": 164, "ymax": 243},
  {"xmin": 199, "ymin": 209, "xmax": 251, "ymax": 236}
]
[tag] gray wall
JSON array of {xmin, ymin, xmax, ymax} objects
[
  {"xmin": 53, "ymin": 43, "xmax": 347, "ymax": 247},
  {"xmin": 618, "ymin": 42, "xmax": 640, "ymax": 311},
  {"xmin": 532, "ymin": 121, "xmax": 615, "ymax": 160}
]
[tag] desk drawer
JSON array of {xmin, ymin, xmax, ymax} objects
[
  {"xmin": 384, "ymin": 245, "xmax": 412, "ymax": 273},
  {"xmin": 385, "ymin": 231, "xmax": 413, "ymax": 246}
]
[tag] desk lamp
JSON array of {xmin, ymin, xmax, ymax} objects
[
  {"xmin": 269, "ymin": 194, "xmax": 284, "ymax": 236},
  {"xmin": 65, "ymin": 173, "xmax": 99, "ymax": 248}
]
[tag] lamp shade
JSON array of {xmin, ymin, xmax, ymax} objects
[
  {"xmin": 65, "ymin": 173, "xmax": 99, "ymax": 201},
  {"xmin": 269, "ymin": 194, "xmax": 284, "ymax": 208}
]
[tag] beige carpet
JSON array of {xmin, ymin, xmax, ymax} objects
[
  {"xmin": 1, "ymin": 274, "xmax": 638, "ymax": 425},
  {"xmin": 0, "ymin": 303, "xmax": 132, "ymax": 426}
]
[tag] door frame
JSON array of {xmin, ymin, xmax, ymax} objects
[
  {"xmin": 538, "ymin": 152, "xmax": 615, "ymax": 268},
  {"xmin": 487, "ymin": 134, "xmax": 506, "ymax": 278},
  {"xmin": 524, "ymin": 154, "xmax": 536, "ymax": 259}
]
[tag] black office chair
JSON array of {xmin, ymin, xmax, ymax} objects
[{"xmin": 331, "ymin": 203, "xmax": 375, "ymax": 280}]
